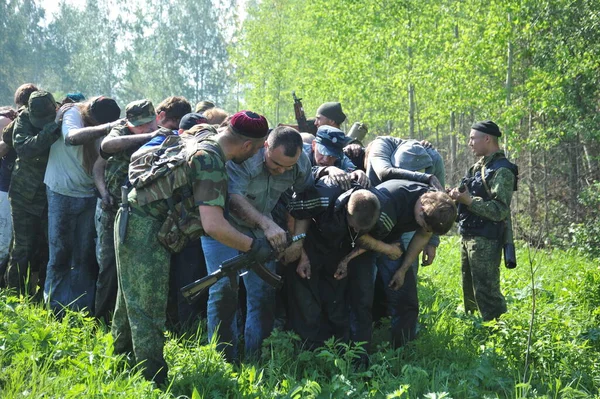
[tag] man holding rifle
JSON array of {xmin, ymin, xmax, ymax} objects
[
  {"xmin": 111, "ymin": 111, "xmax": 272, "ymax": 385},
  {"xmin": 448, "ymin": 120, "xmax": 518, "ymax": 321},
  {"xmin": 201, "ymin": 126, "xmax": 313, "ymax": 362}
]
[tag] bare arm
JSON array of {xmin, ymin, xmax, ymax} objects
[
  {"xmin": 389, "ymin": 228, "xmax": 432, "ymax": 290},
  {"xmin": 199, "ymin": 205, "xmax": 253, "ymax": 252},
  {"xmin": 92, "ymin": 157, "xmax": 112, "ymax": 208},
  {"xmin": 282, "ymin": 217, "xmax": 309, "ymax": 264},
  {"xmin": 229, "ymin": 193, "xmax": 287, "ymax": 252},
  {"xmin": 66, "ymin": 120, "xmax": 122, "ymax": 146},
  {"xmin": 356, "ymin": 234, "xmax": 403, "ymax": 259},
  {"xmin": 0, "ymin": 141, "xmax": 10, "ymax": 158},
  {"xmin": 333, "ymin": 234, "xmax": 403, "ymax": 279},
  {"xmin": 101, "ymin": 130, "xmax": 163, "ymax": 154}
]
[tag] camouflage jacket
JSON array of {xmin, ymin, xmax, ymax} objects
[
  {"xmin": 102, "ymin": 124, "xmax": 140, "ymax": 204},
  {"xmin": 462, "ymin": 150, "xmax": 516, "ymax": 224},
  {"xmin": 9, "ymin": 110, "xmax": 60, "ymax": 209},
  {"xmin": 129, "ymin": 133, "xmax": 228, "ymax": 221}
]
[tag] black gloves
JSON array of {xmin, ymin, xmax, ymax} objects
[{"xmin": 247, "ymin": 237, "xmax": 273, "ymax": 263}]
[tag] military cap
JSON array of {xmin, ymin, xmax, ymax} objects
[
  {"xmin": 90, "ymin": 96, "xmax": 121, "ymax": 124},
  {"xmin": 315, "ymin": 125, "xmax": 352, "ymax": 159},
  {"xmin": 316, "ymin": 102, "xmax": 346, "ymax": 125},
  {"xmin": 472, "ymin": 120, "xmax": 501, "ymax": 137},
  {"xmin": 229, "ymin": 111, "xmax": 269, "ymax": 138},
  {"xmin": 28, "ymin": 91, "xmax": 57, "ymax": 129},
  {"xmin": 179, "ymin": 112, "xmax": 209, "ymax": 130},
  {"xmin": 125, "ymin": 99, "xmax": 156, "ymax": 127}
]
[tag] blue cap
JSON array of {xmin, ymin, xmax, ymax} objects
[{"xmin": 315, "ymin": 126, "xmax": 351, "ymax": 159}]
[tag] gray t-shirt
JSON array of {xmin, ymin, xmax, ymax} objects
[{"xmin": 44, "ymin": 106, "xmax": 96, "ymax": 198}]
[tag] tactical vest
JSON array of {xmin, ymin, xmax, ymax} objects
[
  {"xmin": 128, "ymin": 125, "xmax": 220, "ymax": 253},
  {"xmin": 458, "ymin": 155, "xmax": 518, "ymax": 239}
]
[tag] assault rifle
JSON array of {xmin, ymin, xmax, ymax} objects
[
  {"xmin": 181, "ymin": 233, "xmax": 306, "ymax": 304},
  {"xmin": 292, "ymin": 92, "xmax": 309, "ymax": 133}
]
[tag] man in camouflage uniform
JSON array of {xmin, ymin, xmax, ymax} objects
[
  {"xmin": 6, "ymin": 91, "xmax": 61, "ymax": 294},
  {"xmin": 449, "ymin": 120, "xmax": 518, "ymax": 321},
  {"xmin": 111, "ymin": 111, "xmax": 273, "ymax": 385},
  {"xmin": 93, "ymin": 99, "xmax": 160, "ymax": 323},
  {"xmin": 0, "ymin": 84, "xmax": 39, "ymax": 286}
]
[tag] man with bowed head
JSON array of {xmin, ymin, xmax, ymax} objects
[{"xmin": 112, "ymin": 110, "xmax": 273, "ymax": 385}]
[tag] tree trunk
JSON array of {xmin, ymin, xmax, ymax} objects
[{"xmin": 505, "ymin": 12, "xmax": 513, "ymax": 156}]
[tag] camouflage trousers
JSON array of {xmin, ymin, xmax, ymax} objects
[
  {"xmin": 5, "ymin": 194, "xmax": 48, "ymax": 295},
  {"xmin": 111, "ymin": 209, "xmax": 170, "ymax": 384},
  {"xmin": 94, "ymin": 200, "xmax": 117, "ymax": 323},
  {"xmin": 461, "ymin": 236, "xmax": 507, "ymax": 321}
]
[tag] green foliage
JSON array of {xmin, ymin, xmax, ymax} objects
[
  {"xmin": 567, "ymin": 182, "xmax": 600, "ymax": 258},
  {"xmin": 1, "ymin": 239, "xmax": 599, "ymax": 398}
]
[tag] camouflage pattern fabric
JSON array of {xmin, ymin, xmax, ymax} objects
[
  {"xmin": 461, "ymin": 236, "xmax": 506, "ymax": 320},
  {"xmin": 5, "ymin": 111, "xmax": 59, "ymax": 293},
  {"xmin": 460, "ymin": 150, "xmax": 515, "ymax": 320},
  {"xmin": 128, "ymin": 133, "xmax": 226, "ymax": 225},
  {"xmin": 102, "ymin": 124, "xmax": 138, "ymax": 204},
  {"xmin": 5, "ymin": 196, "xmax": 48, "ymax": 294},
  {"xmin": 464, "ymin": 151, "xmax": 515, "ymax": 222},
  {"xmin": 111, "ymin": 209, "xmax": 170, "ymax": 384},
  {"xmin": 10, "ymin": 111, "xmax": 60, "ymax": 215},
  {"xmin": 112, "ymin": 136, "xmax": 228, "ymax": 383}
]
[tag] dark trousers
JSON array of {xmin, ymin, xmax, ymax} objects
[
  {"xmin": 376, "ymin": 250, "xmax": 419, "ymax": 348},
  {"xmin": 94, "ymin": 201, "xmax": 117, "ymax": 323},
  {"xmin": 286, "ymin": 252, "xmax": 349, "ymax": 348},
  {"xmin": 347, "ymin": 251, "xmax": 377, "ymax": 352},
  {"xmin": 6, "ymin": 196, "xmax": 48, "ymax": 295},
  {"xmin": 169, "ymin": 238, "xmax": 207, "ymax": 330}
]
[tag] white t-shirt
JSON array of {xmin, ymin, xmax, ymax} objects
[{"xmin": 44, "ymin": 107, "xmax": 96, "ymax": 198}]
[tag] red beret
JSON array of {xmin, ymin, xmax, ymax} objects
[{"xmin": 229, "ymin": 110, "xmax": 269, "ymax": 138}]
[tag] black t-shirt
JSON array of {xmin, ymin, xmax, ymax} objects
[{"xmin": 369, "ymin": 179, "xmax": 429, "ymax": 243}]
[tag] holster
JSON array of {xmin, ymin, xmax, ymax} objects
[
  {"xmin": 503, "ymin": 215, "xmax": 517, "ymax": 269},
  {"xmin": 119, "ymin": 185, "xmax": 130, "ymax": 244}
]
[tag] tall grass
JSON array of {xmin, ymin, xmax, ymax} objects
[{"xmin": 0, "ymin": 237, "xmax": 598, "ymax": 398}]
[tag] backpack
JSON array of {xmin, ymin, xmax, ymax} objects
[{"xmin": 128, "ymin": 125, "xmax": 219, "ymax": 253}]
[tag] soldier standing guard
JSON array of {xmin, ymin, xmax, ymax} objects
[{"xmin": 449, "ymin": 120, "xmax": 518, "ymax": 321}]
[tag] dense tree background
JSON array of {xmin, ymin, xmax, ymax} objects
[{"xmin": 1, "ymin": 0, "xmax": 599, "ymax": 253}]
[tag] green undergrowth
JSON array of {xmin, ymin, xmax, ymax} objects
[{"xmin": 1, "ymin": 237, "xmax": 599, "ymax": 398}]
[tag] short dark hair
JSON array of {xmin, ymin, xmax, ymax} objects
[
  {"xmin": 347, "ymin": 189, "xmax": 380, "ymax": 231},
  {"xmin": 267, "ymin": 126, "xmax": 303, "ymax": 157},
  {"xmin": 195, "ymin": 100, "xmax": 215, "ymax": 113},
  {"xmin": 14, "ymin": 83, "xmax": 39, "ymax": 107},
  {"xmin": 343, "ymin": 143, "xmax": 366, "ymax": 172},
  {"xmin": 156, "ymin": 96, "xmax": 191, "ymax": 123},
  {"xmin": 421, "ymin": 191, "xmax": 457, "ymax": 235}
]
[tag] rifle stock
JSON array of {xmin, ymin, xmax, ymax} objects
[{"xmin": 181, "ymin": 234, "xmax": 305, "ymax": 304}]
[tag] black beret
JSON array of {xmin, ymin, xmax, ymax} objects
[
  {"xmin": 471, "ymin": 120, "xmax": 501, "ymax": 137},
  {"xmin": 316, "ymin": 102, "xmax": 346, "ymax": 125}
]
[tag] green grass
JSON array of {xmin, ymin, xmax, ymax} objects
[{"xmin": 1, "ymin": 237, "xmax": 599, "ymax": 398}]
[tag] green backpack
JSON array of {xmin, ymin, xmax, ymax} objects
[{"xmin": 128, "ymin": 125, "xmax": 219, "ymax": 253}]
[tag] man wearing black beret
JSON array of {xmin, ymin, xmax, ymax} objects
[
  {"xmin": 314, "ymin": 102, "xmax": 346, "ymax": 129},
  {"xmin": 448, "ymin": 120, "xmax": 518, "ymax": 321}
]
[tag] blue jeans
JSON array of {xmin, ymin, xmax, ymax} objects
[
  {"xmin": 201, "ymin": 235, "xmax": 276, "ymax": 361},
  {"xmin": 45, "ymin": 188, "xmax": 98, "ymax": 315}
]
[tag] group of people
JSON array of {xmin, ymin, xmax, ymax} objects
[{"xmin": 0, "ymin": 84, "xmax": 518, "ymax": 386}]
